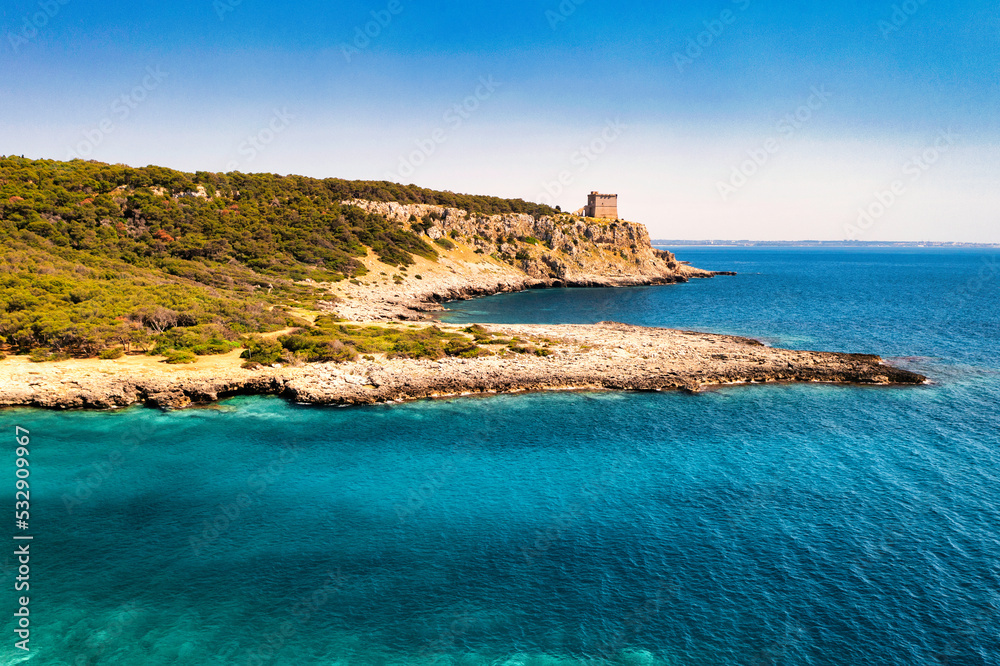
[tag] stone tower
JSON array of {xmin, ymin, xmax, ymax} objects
[{"xmin": 585, "ymin": 192, "xmax": 618, "ymax": 219}]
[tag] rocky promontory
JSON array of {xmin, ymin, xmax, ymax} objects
[
  {"xmin": 0, "ymin": 322, "xmax": 926, "ymax": 411},
  {"xmin": 328, "ymin": 201, "xmax": 725, "ymax": 321},
  {"xmin": 0, "ymin": 182, "xmax": 927, "ymax": 414}
]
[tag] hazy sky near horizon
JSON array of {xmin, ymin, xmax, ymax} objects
[{"xmin": 2, "ymin": 1, "xmax": 998, "ymax": 241}]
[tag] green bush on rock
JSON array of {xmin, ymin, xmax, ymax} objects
[
  {"xmin": 163, "ymin": 349, "xmax": 197, "ymax": 364},
  {"xmin": 240, "ymin": 338, "xmax": 284, "ymax": 365}
]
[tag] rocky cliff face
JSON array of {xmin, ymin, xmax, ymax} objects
[{"xmin": 344, "ymin": 200, "xmax": 710, "ymax": 283}]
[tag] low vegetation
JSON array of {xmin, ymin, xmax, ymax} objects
[
  {"xmin": 163, "ymin": 349, "xmax": 197, "ymax": 365},
  {"xmin": 0, "ymin": 156, "xmax": 555, "ymax": 359},
  {"xmin": 231, "ymin": 322, "xmax": 557, "ymax": 368},
  {"xmin": 276, "ymin": 319, "xmax": 489, "ymax": 363}
]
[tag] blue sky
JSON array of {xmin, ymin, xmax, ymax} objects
[{"xmin": 2, "ymin": 0, "xmax": 998, "ymax": 241}]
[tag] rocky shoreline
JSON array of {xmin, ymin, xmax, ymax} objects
[
  {"xmin": 0, "ymin": 200, "xmax": 925, "ymax": 413},
  {"xmin": 0, "ymin": 322, "xmax": 927, "ymax": 412},
  {"xmin": 333, "ymin": 271, "xmax": 732, "ymax": 321},
  {"xmin": 327, "ymin": 200, "xmax": 728, "ymax": 321}
]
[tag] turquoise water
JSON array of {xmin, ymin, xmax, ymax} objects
[{"xmin": 3, "ymin": 248, "xmax": 999, "ymax": 665}]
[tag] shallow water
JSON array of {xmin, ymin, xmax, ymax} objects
[{"xmin": 2, "ymin": 248, "xmax": 998, "ymax": 665}]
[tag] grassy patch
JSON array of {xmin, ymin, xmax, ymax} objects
[
  {"xmin": 151, "ymin": 327, "xmax": 241, "ymax": 356},
  {"xmin": 163, "ymin": 349, "xmax": 197, "ymax": 364},
  {"xmin": 28, "ymin": 348, "xmax": 70, "ymax": 363},
  {"xmin": 464, "ymin": 325, "xmax": 518, "ymax": 347},
  {"xmin": 240, "ymin": 337, "xmax": 284, "ymax": 365},
  {"xmin": 279, "ymin": 319, "xmax": 488, "ymax": 362}
]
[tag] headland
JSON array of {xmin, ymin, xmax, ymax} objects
[
  {"xmin": 0, "ymin": 158, "xmax": 924, "ymax": 411},
  {"xmin": 0, "ymin": 322, "xmax": 925, "ymax": 411}
]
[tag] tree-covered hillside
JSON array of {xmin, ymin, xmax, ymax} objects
[{"xmin": 0, "ymin": 157, "xmax": 556, "ymax": 357}]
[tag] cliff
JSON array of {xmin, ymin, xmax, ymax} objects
[
  {"xmin": 331, "ymin": 201, "xmax": 719, "ymax": 320},
  {"xmin": 345, "ymin": 199, "xmax": 710, "ymax": 282}
]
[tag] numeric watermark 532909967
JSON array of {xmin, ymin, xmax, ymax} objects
[{"xmin": 13, "ymin": 426, "xmax": 34, "ymax": 653}]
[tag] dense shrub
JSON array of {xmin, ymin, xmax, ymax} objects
[
  {"xmin": 240, "ymin": 337, "xmax": 284, "ymax": 365},
  {"xmin": 278, "ymin": 321, "xmax": 486, "ymax": 362},
  {"xmin": 151, "ymin": 327, "xmax": 240, "ymax": 356},
  {"xmin": 28, "ymin": 348, "xmax": 69, "ymax": 363},
  {"xmin": 0, "ymin": 156, "xmax": 553, "ymax": 358},
  {"xmin": 163, "ymin": 349, "xmax": 197, "ymax": 364},
  {"xmin": 309, "ymin": 340, "xmax": 359, "ymax": 364}
]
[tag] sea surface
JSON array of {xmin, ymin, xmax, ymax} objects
[{"xmin": 2, "ymin": 248, "xmax": 999, "ymax": 665}]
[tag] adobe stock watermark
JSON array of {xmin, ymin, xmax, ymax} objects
[
  {"xmin": 64, "ymin": 66, "xmax": 169, "ymax": 161},
  {"xmin": 519, "ymin": 453, "xmax": 636, "ymax": 563},
  {"xmin": 594, "ymin": 591, "xmax": 669, "ymax": 661},
  {"xmin": 717, "ymin": 85, "xmax": 833, "ymax": 202},
  {"xmin": 384, "ymin": 76, "xmax": 501, "ymax": 183},
  {"xmin": 936, "ymin": 605, "xmax": 997, "ymax": 665},
  {"xmin": 217, "ymin": 570, "xmax": 347, "ymax": 666},
  {"xmin": 61, "ymin": 417, "xmax": 160, "ymax": 515},
  {"xmin": 49, "ymin": 601, "xmax": 142, "ymax": 665},
  {"xmin": 751, "ymin": 622, "xmax": 809, "ymax": 666},
  {"xmin": 545, "ymin": 0, "xmax": 586, "ymax": 30},
  {"xmin": 340, "ymin": 0, "xmax": 404, "ymax": 63},
  {"xmin": 394, "ymin": 443, "xmax": 476, "ymax": 524},
  {"xmin": 213, "ymin": 0, "xmax": 243, "ymax": 21},
  {"xmin": 943, "ymin": 255, "xmax": 998, "ymax": 326},
  {"xmin": 189, "ymin": 443, "xmax": 299, "ymax": 556},
  {"xmin": 225, "ymin": 108, "xmax": 295, "ymax": 172},
  {"xmin": 674, "ymin": 0, "xmax": 753, "ymax": 73},
  {"xmin": 7, "ymin": 0, "xmax": 71, "ymax": 53},
  {"xmin": 536, "ymin": 118, "xmax": 626, "ymax": 208},
  {"xmin": 878, "ymin": 0, "xmax": 930, "ymax": 38},
  {"xmin": 845, "ymin": 128, "xmax": 959, "ymax": 240},
  {"xmin": 415, "ymin": 613, "xmax": 484, "ymax": 661}
]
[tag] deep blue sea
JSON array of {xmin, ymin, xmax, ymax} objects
[{"xmin": 3, "ymin": 248, "xmax": 999, "ymax": 665}]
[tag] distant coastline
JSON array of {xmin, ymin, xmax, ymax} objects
[{"xmin": 653, "ymin": 240, "xmax": 1000, "ymax": 248}]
